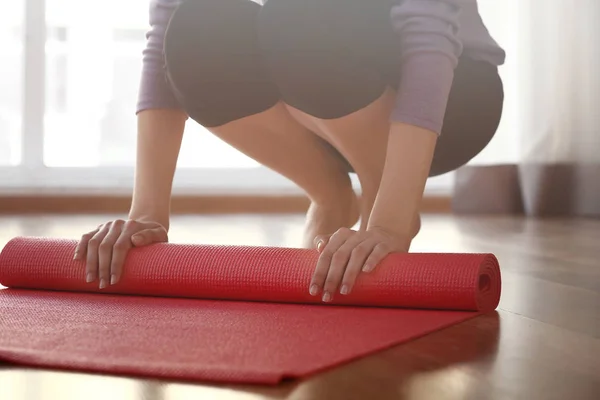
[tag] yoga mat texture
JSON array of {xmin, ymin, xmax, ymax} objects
[{"xmin": 0, "ymin": 236, "xmax": 501, "ymax": 384}]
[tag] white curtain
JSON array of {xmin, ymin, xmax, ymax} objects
[
  {"xmin": 519, "ymin": 0, "xmax": 600, "ymax": 164},
  {"xmin": 453, "ymin": 0, "xmax": 600, "ymax": 216}
]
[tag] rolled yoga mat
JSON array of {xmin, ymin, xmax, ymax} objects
[{"xmin": 0, "ymin": 236, "xmax": 501, "ymax": 384}]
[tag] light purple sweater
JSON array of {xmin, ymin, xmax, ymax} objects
[{"xmin": 136, "ymin": 0, "xmax": 505, "ymax": 135}]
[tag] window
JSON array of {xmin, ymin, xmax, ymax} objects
[
  {"xmin": 0, "ymin": 0, "xmax": 519, "ymax": 196},
  {"xmin": 0, "ymin": 1, "xmax": 23, "ymax": 166},
  {"xmin": 43, "ymin": 0, "xmax": 259, "ymax": 169}
]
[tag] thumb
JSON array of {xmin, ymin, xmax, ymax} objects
[
  {"xmin": 131, "ymin": 228, "xmax": 168, "ymax": 247},
  {"xmin": 313, "ymin": 234, "xmax": 332, "ymax": 253}
]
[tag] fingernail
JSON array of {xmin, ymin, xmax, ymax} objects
[
  {"xmin": 132, "ymin": 235, "xmax": 142, "ymax": 245},
  {"xmin": 322, "ymin": 291, "xmax": 331, "ymax": 302},
  {"xmin": 99, "ymin": 279, "xmax": 107, "ymax": 289},
  {"xmin": 362, "ymin": 264, "xmax": 373, "ymax": 273},
  {"xmin": 73, "ymin": 253, "xmax": 78, "ymax": 260},
  {"xmin": 340, "ymin": 285, "xmax": 349, "ymax": 295},
  {"xmin": 110, "ymin": 274, "xmax": 118, "ymax": 285},
  {"xmin": 86, "ymin": 273, "xmax": 94, "ymax": 283},
  {"xmin": 309, "ymin": 284, "xmax": 319, "ymax": 296}
]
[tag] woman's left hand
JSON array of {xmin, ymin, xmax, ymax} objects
[{"xmin": 309, "ymin": 227, "xmax": 411, "ymax": 302}]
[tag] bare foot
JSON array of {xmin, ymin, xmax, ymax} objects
[
  {"xmin": 301, "ymin": 191, "xmax": 360, "ymax": 248},
  {"xmin": 301, "ymin": 190, "xmax": 422, "ymax": 249}
]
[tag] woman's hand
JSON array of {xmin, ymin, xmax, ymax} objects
[
  {"xmin": 308, "ymin": 226, "xmax": 411, "ymax": 302},
  {"xmin": 306, "ymin": 122, "xmax": 434, "ymax": 301},
  {"xmin": 73, "ymin": 219, "xmax": 168, "ymax": 289}
]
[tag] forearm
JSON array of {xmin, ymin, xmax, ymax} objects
[
  {"xmin": 367, "ymin": 122, "xmax": 437, "ymax": 242},
  {"xmin": 374, "ymin": 0, "xmax": 457, "ymax": 235},
  {"xmin": 128, "ymin": 109, "xmax": 187, "ymax": 229}
]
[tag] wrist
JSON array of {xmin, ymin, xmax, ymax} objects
[
  {"xmin": 367, "ymin": 210, "xmax": 414, "ymax": 241},
  {"xmin": 128, "ymin": 210, "xmax": 170, "ymax": 231},
  {"xmin": 368, "ymin": 211, "xmax": 420, "ymax": 243},
  {"xmin": 367, "ymin": 225, "xmax": 413, "ymax": 252}
]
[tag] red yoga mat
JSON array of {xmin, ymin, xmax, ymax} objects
[{"xmin": 0, "ymin": 236, "xmax": 501, "ymax": 384}]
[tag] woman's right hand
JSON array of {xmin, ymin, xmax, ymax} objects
[{"xmin": 73, "ymin": 219, "xmax": 168, "ymax": 289}]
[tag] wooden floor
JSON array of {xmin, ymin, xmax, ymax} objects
[{"xmin": 0, "ymin": 213, "xmax": 599, "ymax": 400}]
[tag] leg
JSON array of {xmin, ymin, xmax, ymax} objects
[
  {"xmin": 258, "ymin": 0, "xmax": 503, "ymax": 236},
  {"xmin": 208, "ymin": 103, "xmax": 361, "ymax": 247},
  {"xmin": 286, "ymin": 90, "xmax": 395, "ymax": 232},
  {"xmin": 164, "ymin": 0, "xmax": 359, "ymax": 246},
  {"xmin": 287, "ymin": 88, "xmax": 422, "ymax": 237},
  {"xmin": 258, "ymin": 0, "xmax": 418, "ymax": 234}
]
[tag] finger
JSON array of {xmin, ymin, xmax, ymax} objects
[
  {"xmin": 98, "ymin": 221, "xmax": 124, "ymax": 289},
  {"xmin": 85, "ymin": 225, "xmax": 110, "ymax": 284},
  {"xmin": 108, "ymin": 229, "xmax": 134, "ymax": 286},
  {"xmin": 340, "ymin": 238, "xmax": 379, "ymax": 295},
  {"xmin": 74, "ymin": 228, "xmax": 99, "ymax": 260},
  {"xmin": 322, "ymin": 236, "xmax": 367, "ymax": 301},
  {"xmin": 309, "ymin": 227, "xmax": 353, "ymax": 300},
  {"xmin": 362, "ymin": 242, "xmax": 392, "ymax": 273},
  {"xmin": 313, "ymin": 234, "xmax": 331, "ymax": 253},
  {"xmin": 131, "ymin": 227, "xmax": 167, "ymax": 247},
  {"xmin": 110, "ymin": 225, "xmax": 167, "ymax": 285}
]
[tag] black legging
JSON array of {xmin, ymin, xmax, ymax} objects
[{"xmin": 163, "ymin": 0, "xmax": 504, "ymax": 176}]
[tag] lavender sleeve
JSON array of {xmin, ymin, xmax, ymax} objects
[
  {"xmin": 136, "ymin": 0, "xmax": 183, "ymax": 114},
  {"xmin": 390, "ymin": 0, "xmax": 465, "ymax": 135}
]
